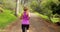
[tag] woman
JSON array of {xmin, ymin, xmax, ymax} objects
[{"xmin": 20, "ymin": 6, "xmax": 30, "ymax": 32}]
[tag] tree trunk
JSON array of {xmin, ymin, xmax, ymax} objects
[{"xmin": 15, "ymin": 0, "xmax": 20, "ymax": 16}]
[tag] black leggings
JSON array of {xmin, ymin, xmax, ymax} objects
[{"xmin": 22, "ymin": 24, "xmax": 29, "ymax": 32}]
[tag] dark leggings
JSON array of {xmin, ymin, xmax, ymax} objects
[{"xmin": 22, "ymin": 24, "xmax": 29, "ymax": 32}]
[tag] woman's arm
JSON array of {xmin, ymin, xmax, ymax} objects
[
  {"xmin": 27, "ymin": 12, "xmax": 30, "ymax": 19},
  {"xmin": 20, "ymin": 13, "xmax": 23, "ymax": 19}
]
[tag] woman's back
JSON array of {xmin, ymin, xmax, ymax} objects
[
  {"xmin": 22, "ymin": 11, "xmax": 29, "ymax": 25},
  {"xmin": 22, "ymin": 11, "xmax": 29, "ymax": 20}
]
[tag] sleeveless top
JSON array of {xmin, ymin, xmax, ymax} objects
[{"xmin": 21, "ymin": 11, "xmax": 29, "ymax": 25}]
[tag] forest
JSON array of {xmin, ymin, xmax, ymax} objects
[{"xmin": 0, "ymin": 0, "xmax": 60, "ymax": 29}]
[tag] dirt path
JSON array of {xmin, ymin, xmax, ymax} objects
[{"xmin": 1, "ymin": 13, "xmax": 60, "ymax": 32}]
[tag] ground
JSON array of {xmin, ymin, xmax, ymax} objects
[{"xmin": 0, "ymin": 13, "xmax": 60, "ymax": 32}]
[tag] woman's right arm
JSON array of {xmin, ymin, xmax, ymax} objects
[
  {"xmin": 27, "ymin": 12, "xmax": 30, "ymax": 19},
  {"xmin": 20, "ymin": 13, "xmax": 23, "ymax": 19}
]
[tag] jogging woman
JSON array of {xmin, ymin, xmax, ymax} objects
[{"xmin": 20, "ymin": 6, "xmax": 30, "ymax": 32}]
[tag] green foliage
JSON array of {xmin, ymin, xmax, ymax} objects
[
  {"xmin": 30, "ymin": 0, "xmax": 42, "ymax": 13},
  {"xmin": 0, "ymin": 7, "xmax": 4, "ymax": 13},
  {"xmin": 34, "ymin": 12, "xmax": 48, "ymax": 19},
  {"xmin": 51, "ymin": 2, "xmax": 60, "ymax": 15},
  {"xmin": 0, "ymin": 0, "xmax": 16, "ymax": 10},
  {"xmin": 0, "ymin": 0, "xmax": 17, "ymax": 28},
  {"xmin": 0, "ymin": 9, "xmax": 16, "ymax": 28},
  {"xmin": 40, "ymin": 0, "xmax": 60, "ymax": 23},
  {"xmin": 40, "ymin": 0, "xmax": 52, "ymax": 14},
  {"xmin": 30, "ymin": 0, "xmax": 60, "ymax": 23},
  {"xmin": 51, "ymin": 18, "xmax": 59, "ymax": 23}
]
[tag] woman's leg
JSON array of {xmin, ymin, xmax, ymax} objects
[
  {"xmin": 22, "ymin": 25, "xmax": 25, "ymax": 32},
  {"xmin": 26, "ymin": 25, "xmax": 29, "ymax": 32}
]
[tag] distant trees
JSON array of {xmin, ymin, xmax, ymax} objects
[
  {"xmin": 30, "ymin": 0, "xmax": 60, "ymax": 21},
  {"xmin": 30, "ymin": 0, "xmax": 41, "ymax": 12},
  {"xmin": 0, "ymin": 0, "xmax": 20, "ymax": 16},
  {"xmin": 0, "ymin": 0, "xmax": 16, "ymax": 10},
  {"xmin": 21, "ymin": 0, "xmax": 28, "ymax": 5}
]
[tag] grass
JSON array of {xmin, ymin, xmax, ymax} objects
[
  {"xmin": 51, "ymin": 18, "xmax": 59, "ymax": 23},
  {"xmin": 0, "ymin": 9, "xmax": 16, "ymax": 28},
  {"xmin": 34, "ymin": 12, "xmax": 48, "ymax": 19},
  {"xmin": 34, "ymin": 12, "xmax": 60, "ymax": 23}
]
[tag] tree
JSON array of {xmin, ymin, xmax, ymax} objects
[{"xmin": 15, "ymin": 0, "xmax": 20, "ymax": 16}]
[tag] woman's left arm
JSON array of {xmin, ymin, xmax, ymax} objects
[{"xmin": 28, "ymin": 12, "xmax": 30, "ymax": 19}]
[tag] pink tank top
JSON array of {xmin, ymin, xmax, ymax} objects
[{"xmin": 22, "ymin": 11, "xmax": 29, "ymax": 25}]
